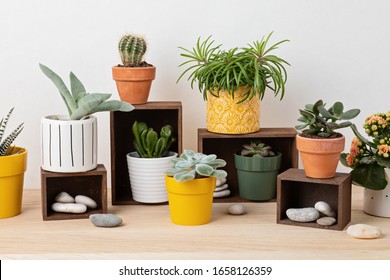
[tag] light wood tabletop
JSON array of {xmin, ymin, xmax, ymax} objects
[{"xmin": 0, "ymin": 187, "xmax": 389, "ymax": 260}]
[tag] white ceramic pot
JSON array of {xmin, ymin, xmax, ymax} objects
[
  {"xmin": 127, "ymin": 151, "xmax": 178, "ymax": 203},
  {"xmin": 363, "ymin": 168, "xmax": 390, "ymax": 218},
  {"xmin": 41, "ymin": 115, "xmax": 98, "ymax": 173}
]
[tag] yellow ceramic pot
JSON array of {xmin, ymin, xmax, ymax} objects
[
  {"xmin": 206, "ymin": 87, "xmax": 260, "ymax": 134},
  {"xmin": 0, "ymin": 147, "xmax": 27, "ymax": 219},
  {"xmin": 165, "ymin": 176, "xmax": 216, "ymax": 226}
]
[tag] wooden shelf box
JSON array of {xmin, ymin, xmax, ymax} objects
[
  {"xmin": 41, "ymin": 164, "xmax": 107, "ymax": 221},
  {"xmin": 198, "ymin": 128, "xmax": 298, "ymax": 202},
  {"xmin": 110, "ymin": 102, "xmax": 183, "ymax": 205},
  {"xmin": 277, "ymin": 168, "xmax": 352, "ymax": 231}
]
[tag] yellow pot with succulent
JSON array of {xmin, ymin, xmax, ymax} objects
[
  {"xmin": 177, "ymin": 33, "xmax": 290, "ymax": 134},
  {"xmin": 0, "ymin": 108, "xmax": 27, "ymax": 219}
]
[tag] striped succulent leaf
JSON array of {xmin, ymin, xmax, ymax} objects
[{"xmin": 0, "ymin": 108, "xmax": 24, "ymax": 156}]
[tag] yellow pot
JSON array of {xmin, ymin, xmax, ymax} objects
[
  {"xmin": 0, "ymin": 147, "xmax": 27, "ymax": 219},
  {"xmin": 206, "ymin": 87, "xmax": 260, "ymax": 134},
  {"xmin": 165, "ymin": 176, "xmax": 216, "ymax": 226}
]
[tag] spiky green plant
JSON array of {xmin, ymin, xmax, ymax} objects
[
  {"xmin": 39, "ymin": 64, "xmax": 134, "ymax": 120},
  {"xmin": 177, "ymin": 32, "xmax": 290, "ymax": 102},
  {"xmin": 118, "ymin": 34, "xmax": 147, "ymax": 67},
  {"xmin": 240, "ymin": 141, "xmax": 275, "ymax": 157},
  {"xmin": 165, "ymin": 150, "xmax": 227, "ymax": 182},
  {"xmin": 0, "ymin": 108, "xmax": 24, "ymax": 156}
]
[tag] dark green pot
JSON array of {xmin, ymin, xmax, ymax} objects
[{"xmin": 234, "ymin": 152, "xmax": 282, "ymax": 201}]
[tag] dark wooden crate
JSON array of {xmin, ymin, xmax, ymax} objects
[
  {"xmin": 41, "ymin": 164, "xmax": 107, "ymax": 221},
  {"xmin": 198, "ymin": 128, "xmax": 298, "ymax": 202},
  {"xmin": 110, "ymin": 101, "xmax": 182, "ymax": 205},
  {"xmin": 277, "ymin": 168, "xmax": 351, "ymax": 230}
]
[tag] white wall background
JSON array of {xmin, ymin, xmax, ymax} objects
[{"xmin": 1, "ymin": 0, "xmax": 389, "ymax": 189}]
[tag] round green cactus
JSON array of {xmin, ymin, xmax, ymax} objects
[{"xmin": 118, "ymin": 34, "xmax": 147, "ymax": 67}]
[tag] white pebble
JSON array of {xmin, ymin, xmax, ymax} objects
[
  {"xmin": 228, "ymin": 204, "xmax": 246, "ymax": 215},
  {"xmin": 316, "ymin": 217, "xmax": 337, "ymax": 226},
  {"xmin": 286, "ymin": 207, "xmax": 320, "ymax": 222},
  {"xmin": 213, "ymin": 189, "xmax": 230, "ymax": 198},
  {"xmin": 52, "ymin": 202, "xmax": 87, "ymax": 213},
  {"xmin": 347, "ymin": 224, "xmax": 382, "ymax": 239},
  {"xmin": 55, "ymin": 192, "xmax": 75, "ymax": 203},
  {"xmin": 75, "ymin": 195, "xmax": 97, "ymax": 209},
  {"xmin": 216, "ymin": 177, "xmax": 227, "ymax": 187},
  {"xmin": 215, "ymin": 183, "xmax": 228, "ymax": 192},
  {"xmin": 315, "ymin": 201, "xmax": 336, "ymax": 217}
]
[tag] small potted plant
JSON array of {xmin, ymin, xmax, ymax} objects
[
  {"xmin": 295, "ymin": 100, "xmax": 360, "ymax": 178},
  {"xmin": 165, "ymin": 150, "xmax": 227, "ymax": 225},
  {"xmin": 127, "ymin": 121, "xmax": 177, "ymax": 203},
  {"xmin": 177, "ymin": 32, "xmax": 289, "ymax": 134},
  {"xmin": 340, "ymin": 111, "xmax": 390, "ymax": 217},
  {"xmin": 39, "ymin": 63, "xmax": 134, "ymax": 173},
  {"xmin": 234, "ymin": 141, "xmax": 282, "ymax": 201},
  {"xmin": 0, "ymin": 107, "xmax": 27, "ymax": 219},
  {"xmin": 112, "ymin": 34, "xmax": 156, "ymax": 104}
]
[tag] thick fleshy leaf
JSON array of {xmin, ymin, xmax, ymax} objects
[
  {"xmin": 70, "ymin": 72, "xmax": 86, "ymax": 101},
  {"xmin": 211, "ymin": 169, "xmax": 227, "ymax": 178},
  {"xmin": 174, "ymin": 170, "xmax": 196, "ymax": 182},
  {"xmin": 350, "ymin": 163, "xmax": 387, "ymax": 190},
  {"xmin": 70, "ymin": 93, "xmax": 111, "ymax": 120},
  {"xmin": 341, "ymin": 109, "xmax": 360, "ymax": 120},
  {"xmin": 195, "ymin": 163, "xmax": 214, "ymax": 176},
  {"xmin": 89, "ymin": 100, "xmax": 134, "ymax": 115},
  {"xmin": 332, "ymin": 102, "xmax": 344, "ymax": 116}
]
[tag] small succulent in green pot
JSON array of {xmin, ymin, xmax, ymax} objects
[
  {"xmin": 0, "ymin": 107, "xmax": 24, "ymax": 156},
  {"xmin": 165, "ymin": 150, "xmax": 227, "ymax": 182},
  {"xmin": 132, "ymin": 121, "xmax": 176, "ymax": 158},
  {"xmin": 240, "ymin": 141, "xmax": 276, "ymax": 157}
]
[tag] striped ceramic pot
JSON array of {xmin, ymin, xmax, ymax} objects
[{"xmin": 41, "ymin": 115, "xmax": 98, "ymax": 173}]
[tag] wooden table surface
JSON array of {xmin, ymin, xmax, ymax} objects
[{"xmin": 0, "ymin": 187, "xmax": 389, "ymax": 260}]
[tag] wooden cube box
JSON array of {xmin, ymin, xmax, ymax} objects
[
  {"xmin": 41, "ymin": 164, "xmax": 107, "ymax": 221},
  {"xmin": 277, "ymin": 168, "xmax": 351, "ymax": 230}
]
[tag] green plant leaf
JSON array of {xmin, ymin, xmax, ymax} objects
[
  {"xmin": 210, "ymin": 169, "xmax": 228, "ymax": 178},
  {"xmin": 145, "ymin": 130, "xmax": 158, "ymax": 157},
  {"xmin": 70, "ymin": 93, "xmax": 111, "ymax": 120},
  {"xmin": 340, "ymin": 109, "xmax": 360, "ymax": 120},
  {"xmin": 195, "ymin": 163, "xmax": 214, "ymax": 176},
  {"xmin": 174, "ymin": 170, "xmax": 196, "ymax": 182},
  {"xmin": 89, "ymin": 100, "xmax": 134, "ymax": 115},
  {"xmin": 70, "ymin": 72, "xmax": 86, "ymax": 101},
  {"xmin": 332, "ymin": 102, "xmax": 344, "ymax": 116},
  {"xmin": 350, "ymin": 163, "xmax": 387, "ymax": 190}
]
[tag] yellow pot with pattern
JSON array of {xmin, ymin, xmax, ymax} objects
[{"xmin": 206, "ymin": 87, "xmax": 260, "ymax": 134}]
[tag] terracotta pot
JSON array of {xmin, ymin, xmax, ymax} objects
[
  {"xmin": 296, "ymin": 134, "xmax": 345, "ymax": 179},
  {"xmin": 206, "ymin": 87, "xmax": 260, "ymax": 134},
  {"xmin": 112, "ymin": 66, "xmax": 156, "ymax": 105}
]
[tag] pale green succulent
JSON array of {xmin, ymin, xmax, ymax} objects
[
  {"xmin": 165, "ymin": 150, "xmax": 227, "ymax": 182},
  {"xmin": 0, "ymin": 107, "xmax": 24, "ymax": 156},
  {"xmin": 39, "ymin": 64, "xmax": 134, "ymax": 120}
]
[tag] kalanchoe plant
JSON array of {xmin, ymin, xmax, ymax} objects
[
  {"xmin": 165, "ymin": 150, "xmax": 227, "ymax": 182},
  {"xmin": 340, "ymin": 111, "xmax": 390, "ymax": 190},
  {"xmin": 0, "ymin": 108, "xmax": 24, "ymax": 156},
  {"xmin": 295, "ymin": 100, "xmax": 360, "ymax": 138},
  {"xmin": 39, "ymin": 64, "xmax": 134, "ymax": 120},
  {"xmin": 240, "ymin": 141, "xmax": 275, "ymax": 157},
  {"xmin": 118, "ymin": 34, "xmax": 147, "ymax": 67},
  {"xmin": 132, "ymin": 121, "xmax": 175, "ymax": 158}
]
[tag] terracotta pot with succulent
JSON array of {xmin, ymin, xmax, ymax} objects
[
  {"xmin": 295, "ymin": 100, "xmax": 360, "ymax": 179},
  {"xmin": 341, "ymin": 111, "xmax": 390, "ymax": 217},
  {"xmin": 0, "ymin": 108, "xmax": 27, "ymax": 218},
  {"xmin": 112, "ymin": 34, "xmax": 156, "ymax": 104},
  {"xmin": 164, "ymin": 150, "xmax": 227, "ymax": 225},
  {"xmin": 127, "ymin": 121, "xmax": 177, "ymax": 203},
  {"xmin": 177, "ymin": 32, "xmax": 289, "ymax": 134},
  {"xmin": 39, "ymin": 63, "xmax": 134, "ymax": 173},
  {"xmin": 234, "ymin": 141, "xmax": 282, "ymax": 201}
]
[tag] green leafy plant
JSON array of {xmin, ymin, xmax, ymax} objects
[
  {"xmin": 295, "ymin": 100, "xmax": 360, "ymax": 138},
  {"xmin": 340, "ymin": 111, "xmax": 390, "ymax": 190},
  {"xmin": 132, "ymin": 121, "xmax": 176, "ymax": 158},
  {"xmin": 165, "ymin": 150, "xmax": 227, "ymax": 182},
  {"xmin": 39, "ymin": 64, "xmax": 134, "ymax": 120},
  {"xmin": 240, "ymin": 141, "xmax": 276, "ymax": 157},
  {"xmin": 0, "ymin": 108, "xmax": 24, "ymax": 156},
  {"xmin": 118, "ymin": 34, "xmax": 147, "ymax": 67},
  {"xmin": 177, "ymin": 32, "xmax": 290, "ymax": 102}
]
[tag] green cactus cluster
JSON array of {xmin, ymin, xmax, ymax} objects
[
  {"xmin": 0, "ymin": 108, "xmax": 24, "ymax": 156},
  {"xmin": 132, "ymin": 121, "xmax": 175, "ymax": 158},
  {"xmin": 118, "ymin": 34, "xmax": 147, "ymax": 67},
  {"xmin": 39, "ymin": 64, "xmax": 134, "ymax": 120},
  {"xmin": 240, "ymin": 141, "xmax": 275, "ymax": 157}
]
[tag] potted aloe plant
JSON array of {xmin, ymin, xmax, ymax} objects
[
  {"xmin": 234, "ymin": 141, "xmax": 282, "ymax": 201},
  {"xmin": 39, "ymin": 63, "xmax": 134, "ymax": 173},
  {"xmin": 341, "ymin": 111, "xmax": 390, "ymax": 217},
  {"xmin": 112, "ymin": 34, "xmax": 156, "ymax": 104},
  {"xmin": 177, "ymin": 32, "xmax": 289, "ymax": 134},
  {"xmin": 0, "ymin": 107, "xmax": 27, "ymax": 218},
  {"xmin": 295, "ymin": 100, "xmax": 360, "ymax": 179},
  {"xmin": 165, "ymin": 150, "xmax": 227, "ymax": 225},
  {"xmin": 127, "ymin": 121, "xmax": 177, "ymax": 203}
]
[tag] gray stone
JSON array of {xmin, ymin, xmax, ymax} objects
[
  {"xmin": 286, "ymin": 207, "xmax": 320, "ymax": 222},
  {"xmin": 347, "ymin": 224, "xmax": 382, "ymax": 239},
  {"xmin": 55, "ymin": 192, "xmax": 75, "ymax": 203},
  {"xmin": 75, "ymin": 195, "xmax": 97, "ymax": 209},
  {"xmin": 314, "ymin": 201, "xmax": 336, "ymax": 217},
  {"xmin": 89, "ymin": 214, "xmax": 123, "ymax": 227},
  {"xmin": 228, "ymin": 204, "xmax": 246, "ymax": 215},
  {"xmin": 52, "ymin": 202, "xmax": 87, "ymax": 213},
  {"xmin": 215, "ymin": 183, "xmax": 228, "ymax": 192},
  {"xmin": 216, "ymin": 177, "xmax": 227, "ymax": 187},
  {"xmin": 316, "ymin": 217, "xmax": 337, "ymax": 226},
  {"xmin": 213, "ymin": 189, "xmax": 230, "ymax": 198}
]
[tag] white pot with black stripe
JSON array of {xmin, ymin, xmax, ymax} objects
[{"xmin": 41, "ymin": 115, "xmax": 97, "ymax": 173}]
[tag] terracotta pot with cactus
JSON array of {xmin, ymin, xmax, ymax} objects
[{"xmin": 112, "ymin": 34, "xmax": 156, "ymax": 105}]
